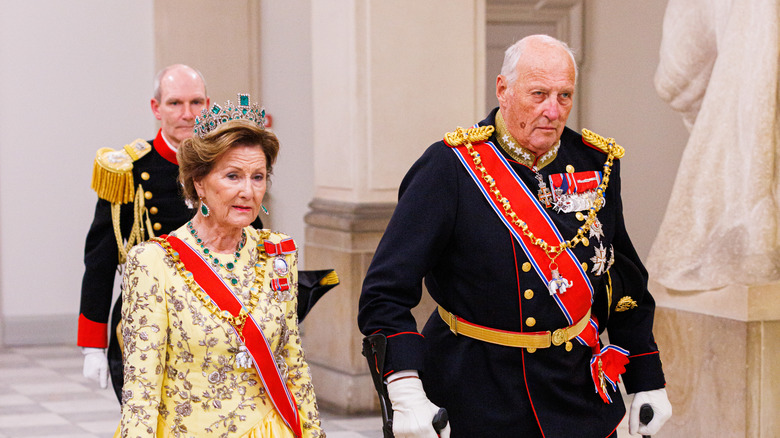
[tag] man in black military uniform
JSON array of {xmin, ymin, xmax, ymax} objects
[
  {"xmin": 358, "ymin": 35, "xmax": 672, "ymax": 437},
  {"xmin": 78, "ymin": 64, "xmax": 212, "ymax": 398}
]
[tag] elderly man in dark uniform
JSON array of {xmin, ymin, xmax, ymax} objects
[
  {"xmin": 78, "ymin": 64, "xmax": 212, "ymax": 398},
  {"xmin": 358, "ymin": 35, "xmax": 672, "ymax": 437}
]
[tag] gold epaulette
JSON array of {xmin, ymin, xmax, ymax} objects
[
  {"xmin": 90, "ymin": 139, "xmax": 152, "ymax": 204},
  {"xmin": 319, "ymin": 270, "xmax": 339, "ymax": 286},
  {"xmin": 443, "ymin": 125, "xmax": 495, "ymax": 147},
  {"xmin": 581, "ymin": 129, "xmax": 625, "ymax": 159}
]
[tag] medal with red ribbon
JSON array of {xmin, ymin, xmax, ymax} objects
[{"xmin": 264, "ymin": 238, "xmax": 296, "ymax": 277}]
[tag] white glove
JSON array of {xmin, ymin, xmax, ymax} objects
[
  {"xmin": 629, "ymin": 388, "xmax": 672, "ymax": 435},
  {"xmin": 386, "ymin": 371, "xmax": 450, "ymax": 438},
  {"xmin": 81, "ymin": 347, "xmax": 109, "ymax": 389}
]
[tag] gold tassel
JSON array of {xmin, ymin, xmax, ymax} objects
[
  {"xmin": 91, "ymin": 147, "xmax": 135, "ymax": 204},
  {"xmin": 319, "ymin": 270, "xmax": 340, "ymax": 286}
]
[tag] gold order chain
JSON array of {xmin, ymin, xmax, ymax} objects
[
  {"xmin": 152, "ymin": 229, "xmax": 271, "ymax": 340},
  {"xmin": 455, "ymin": 127, "xmax": 617, "ymax": 265}
]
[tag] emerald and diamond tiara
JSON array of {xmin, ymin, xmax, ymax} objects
[{"xmin": 194, "ymin": 93, "xmax": 266, "ymax": 138}]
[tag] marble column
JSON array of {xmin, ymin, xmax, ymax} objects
[
  {"xmin": 651, "ymin": 282, "xmax": 780, "ymax": 437},
  {"xmin": 302, "ymin": 0, "xmax": 485, "ymax": 413}
]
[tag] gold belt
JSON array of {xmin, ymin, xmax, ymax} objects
[{"xmin": 437, "ymin": 305, "xmax": 591, "ymax": 349}]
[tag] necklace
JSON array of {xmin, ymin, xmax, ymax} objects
[
  {"xmin": 187, "ymin": 221, "xmax": 246, "ymax": 275},
  {"xmin": 154, "ymin": 229, "xmax": 272, "ymax": 369}
]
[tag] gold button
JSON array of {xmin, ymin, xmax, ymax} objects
[
  {"xmin": 525, "ymin": 317, "xmax": 536, "ymax": 327},
  {"xmin": 141, "ymin": 172, "xmax": 150, "ymax": 180},
  {"xmin": 581, "ymin": 262, "xmax": 588, "ymax": 271},
  {"xmin": 149, "ymin": 206, "xmax": 158, "ymax": 215},
  {"xmin": 582, "ymin": 236, "xmax": 589, "ymax": 247},
  {"xmin": 565, "ymin": 341, "xmax": 573, "ymax": 351},
  {"xmin": 526, "ymin": 347, "xmax": 536, "ymax": 353},
  {"xmin": 524, "ymin": 289, "xmax": 534, "ymax": 300},
  {"xmin": 144, "ymin": 191, "xmax": 153, "ymax": 200},
  {"xmin": 522, "ymin": 262, "xmax": 532, "ymax": 272},
  {"xmin": 153, "ymin": 223, "xmax": 162, "ymax": 231},
  {"xmin": 575, "ymin": 212, "xmax": 585, "ymax": 221},
  {"xmin": 566, "ymin": 165, "xmax": 575, "ymax": 173}
]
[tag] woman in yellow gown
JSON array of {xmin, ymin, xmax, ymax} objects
[{"xmin": 117, "ymin": 99, "xmax": 323, "ymax": 438}]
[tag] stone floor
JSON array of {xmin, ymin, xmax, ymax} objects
[{"xmin": 0, "ymin": 344, "xmax": 631, "ymax": 437}]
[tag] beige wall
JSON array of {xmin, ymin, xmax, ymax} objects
[
  {"xmin": 0, "ymin": 1, "xmax": 685, "ymax": 347},
  {"xmin": 0, "ymin": 1, "xmax": 154, "ymax": 344}
]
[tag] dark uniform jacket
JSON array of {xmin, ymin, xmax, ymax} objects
[{"xmin": 358, "ymin": 109, "xmax": 665, "ymax": 437}]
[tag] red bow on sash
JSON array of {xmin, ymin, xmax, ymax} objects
[
  {"xmin": 264, "ymin": 238, "xmax": 296, "ymax": 256},
  {"xmin": 161, "ymin": 235, "xmax": 302, "ymax": 437}
]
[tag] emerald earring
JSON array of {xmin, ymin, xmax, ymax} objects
[{"xmin": 200, "ymin": 199, "xmax": 210, "ymax": 217}]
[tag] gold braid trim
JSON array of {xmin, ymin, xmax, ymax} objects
[
  {"xmin": 582, "ymin": 129, "xmax": 625, "ymax": 159},
  {"xmin": 319, "ymin": 270, "xmax": 339, "ymax": 286},
  {"xmin": 444, "ymin": 125, "xmax": 495, "ymax": 147}
]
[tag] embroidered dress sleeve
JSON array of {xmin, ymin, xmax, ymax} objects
[
  {"xmin": 278, "ymin": 244, "xmax": 324, "ymax": 437},
  {"xmin": 119, "ymin": 242, "xmax": 169, "ymax": 437}
]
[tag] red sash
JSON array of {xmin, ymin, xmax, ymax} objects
[{"xmin": 162, "ymin": 235, "xmax": 302, "ymax": 437}]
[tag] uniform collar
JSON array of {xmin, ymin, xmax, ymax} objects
[
  {"xmin": 494, "ymin": 110, "xmax": 559, "ymax": 171},
  {"xmin": 153, "ymin": 129, "xmax": 178, "ymax": 165}
]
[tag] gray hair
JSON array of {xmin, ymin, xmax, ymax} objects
[
  {"xmin": 152, "ymin": 64, "xmax": 207, "ymax": 101},
  {"xmin": 500, "ymin": 35, "xmax": 578, "ymax": 86}
]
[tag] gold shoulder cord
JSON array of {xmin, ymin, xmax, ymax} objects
[{"xmin": 112, "ymin": 185, "xmax": 155, "ymax": 264}]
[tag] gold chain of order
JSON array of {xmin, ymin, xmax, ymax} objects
[
  {"xmin": 152, "ymin": 230, "xmax": 271, "ymax": 338},
  {"xmin": 455, "ymin": 126, "xmax": 617, "ymax": 264}
]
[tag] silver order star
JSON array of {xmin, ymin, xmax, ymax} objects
[
  {"xmin": 589, "ymin": 217, "xmax": 604, "ymax": 241},
  {"xmin": 590, "ymin": 243, "xmax": 608, "ymax": 276}
]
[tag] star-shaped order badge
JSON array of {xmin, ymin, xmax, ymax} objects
[
  {"xmin": 589, "ymin": 217, "xmax": 604, "ymax": 242},
  {"xmin": 590, "ymin": 243, "xmax": 609, "ymax": 276}
]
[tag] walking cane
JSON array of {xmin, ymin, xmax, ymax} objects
[{"xmin": 640, "ymin": 403, "xmax": 654, "ymax": 438}]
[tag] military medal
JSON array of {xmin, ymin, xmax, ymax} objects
[
  {"xmin": 273, "ymin": 256, "xmax": 289, "ymax": 276},
  {"xmin": 234, "ymin": 345, "xmax": 253, "ymax": 369},
  {"xmin": 550, "ymin": 171, "xmax": 603, "ymax": 213},
  {"xmin": 548, "ymin": 265, "xmax": 573, "ymax": 295},
  {"xmin": 263, "ymin": 238, "xmax": 296, "ymax": 277},
  {"xmin": 589, "ymin": 217, "xmax": 604, "ymax": 241},
  {"xmin": 533, "ymin": 167, "xmax": 554, "ymax": 208}
]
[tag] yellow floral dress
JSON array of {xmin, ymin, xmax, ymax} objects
[{"xmin": 117, "ymin": 225, "xmax": 323, "ymax": 437}]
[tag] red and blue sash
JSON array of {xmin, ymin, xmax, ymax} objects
[
  {"xmin": 447, "ymin": 138, "xmax": 597, "ymax": 342},
  {"xmin": 162, "ymin": 235, "xmax": 302, "ymax": 437}
]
